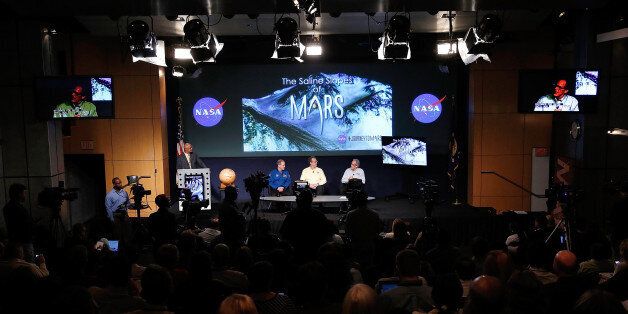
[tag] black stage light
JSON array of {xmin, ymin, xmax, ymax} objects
[
  {"xmin": 172, "ymin": 65, "xmax": 185, "ymax": 77},
  {"xmin": 458, "ymin": 14, "xmax": 502, "ymax": 64},
  {"xmin": 183, "ymin": 19, "xmax": 223, "ymax": 63},
  {"xmin": 272, "ymin": 17, "xmax": 305, "ymax": 60},
  {"xmin": 378, "ymin": 15, "xmax": 411, "ymax": 60},
  {"xmin": 128, "ymin": 20, "xmax": 157, "ymax": 58}
]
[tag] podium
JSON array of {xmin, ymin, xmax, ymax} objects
[{"xmin": 176, "ymin": 168, "xmax": 211, "ymax": 211}]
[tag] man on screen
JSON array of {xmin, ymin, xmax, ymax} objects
[
  {"xmin": 176, "ymin": 143, "xmax": 207, "ymax": 169},
  {"xmin": 269, "ymin": 159, "xmax": 292, "ymax": 196},
  {"xmin": 300, "ymin": 156, "xmax": 327, "ymax": 196},
  {"xmin": 53, "ymin": 85, "xmax": 98, "ymax": 118},
  {"xmin": 534, "ymin": 79, "xmax": 579, "ymax": 112},
  {"xmin": 341, "ymin": 159, "xmax": 366, "ymax": 194}
]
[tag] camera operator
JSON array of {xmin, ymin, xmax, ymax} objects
[
  {"xmin": 105, "ymin": 177, "xmax": 130, "ymax": 221},
  {"xmin": 2, "ymin": 184, "xmax": 35, "ymax": 262}
]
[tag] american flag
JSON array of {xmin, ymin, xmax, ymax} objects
[{"xmin": 176, "ymin": 97, "xmax": 185, "ymax": 156}]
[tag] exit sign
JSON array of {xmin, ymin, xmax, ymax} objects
[{"xmin": 80, "ymin": 140, "xmax": 95, "ymax": 150}]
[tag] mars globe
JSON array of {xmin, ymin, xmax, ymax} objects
[{"xmin": 219, "ymin": 168, "xmax": 236, "ymax": 189}]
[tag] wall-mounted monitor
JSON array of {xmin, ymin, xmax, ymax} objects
[
  {"xmin": 35, "ymin": 76, "xmax": 115, "ymax": 119},
  {"xmin": 518, "ymin": 70, "xmax": 599, "ymax": 113},
  {"xmin": 382, "ymin": 136, "xmax": 427, "ymax": 166}
]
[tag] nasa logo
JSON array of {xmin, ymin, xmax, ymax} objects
[
  {"xmin": 338, "ymin": 134, "xmax": 347, "ymax": 144},
  {"xmin": 411, "ymin": 93, "xmax": 445, "ymax": 124},
  {"xmin": 193, "ymin": 97, "xmax": 226, "ymax": 127}
]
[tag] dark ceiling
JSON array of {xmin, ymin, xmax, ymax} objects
[{"xmin": 0, "ymin": 0, "xmax": 615, "ymax": 37}]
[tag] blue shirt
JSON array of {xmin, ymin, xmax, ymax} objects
[
  {"xmin": 105, "ymin": 188, "xmax": 129, "ymax": 220},
  {"xmin": 269, "ymin": 169, "xmax": 292, "ymax": 189}
]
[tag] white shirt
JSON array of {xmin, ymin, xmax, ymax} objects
[
  {"xmin": 534, "ymin": 94, "xmax": 579, "ymax": 112},
  {"xmin": 341, "ymin": 168, "xmax": 366, "ymax": 184},
  {"xmin": 300, "ymin": 167, "xmax": 327, "ymax": 186}
]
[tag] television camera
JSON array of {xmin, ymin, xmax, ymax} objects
[
  {"xmin": 127, "ymin": 175, "xmax": 152, "ymax": 216},
  {"xmin": 416, "ymin": 179, "xmax": 440, "ymax": 218},
  {"xmin": 544, "ymin": 183, "xmax": 583, "ymax": 251},
  {"xmin": 37, "ymin": 181, "xmax": 79, "ymax": 248}
]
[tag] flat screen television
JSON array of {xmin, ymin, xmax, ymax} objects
[
  {"xmin": 35, "ymin": 76, "xmax": 115, "ymax": 119},
  {"xmin": 382, "ymin": 136, "xmax": 427, "ymax": 166},
  {"xmin": 518, "ymin": 70, "xmax": 599, "ymax": 113}
]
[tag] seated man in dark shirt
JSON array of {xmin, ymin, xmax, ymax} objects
[{"xmin": 149, "ymin": 194, "xmax": 177, "ymax": 247}]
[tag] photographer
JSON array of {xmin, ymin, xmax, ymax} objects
[
  {"xmin": 105, "ymin": 177, "xmax": 129, "ymax": 221},
  {"xmin": 2, "ymin": 184, "xmax": 35, "ymax": 262}
]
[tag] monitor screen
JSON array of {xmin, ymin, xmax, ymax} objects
[
  {"xmin": 382, "ymin": 136, "xmax": 427, "ymax": 166},
  {"xmin": 184, "ymin": 174, "xmax": 205, "ymax": 202},
  {"xmin": 35, "ymin": 76, "xmax": 115, "ymax": 119},
  {"xmin": 518, "ymin": 70, "xmax": 599, "ymax": 113}
]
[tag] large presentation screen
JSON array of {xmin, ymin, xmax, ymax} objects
[{"xmin": 176, "ymin": 63, "xmax": 455, "ymax": 157}]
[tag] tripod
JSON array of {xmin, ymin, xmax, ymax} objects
[{"xmin": 49, "ymin": 208, "xmax": 67, "ymax": 248}]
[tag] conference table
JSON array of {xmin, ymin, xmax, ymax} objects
[{"xmin": 259, "ymin": 195, "xmax": 375, "ymax": 212}]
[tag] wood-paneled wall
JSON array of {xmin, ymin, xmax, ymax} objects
[
  {"xmin": 468, "ymin": 35, "xmax": 554, "ymax": 212},
  {"xmin": 63, "ymin": 37, "xmax": 169, "ymax": 217}
]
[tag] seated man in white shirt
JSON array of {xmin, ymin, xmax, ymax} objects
[
  {"xmin": 300, "ymin": 156, "xmax": 327, "ymax": 196},
  {"xmin": 341, "ymin": 159, "xmax": 366, "ymax": 194}
]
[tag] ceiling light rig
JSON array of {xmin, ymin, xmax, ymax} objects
[
  {"xmin": 127, "ymin": 19, "xmax": 157, "ymax": 58},
  {"xmin": 378, "ymin": 15, "xmax": 412, "ymax": 60},
  {"xmin": 305, "ymin": 35, "xmax": 322, "ymax": 56},
  {"xmin": 183, "ymin": 18, "xmax": 224, "ymax": 63},
  {"xmin": 458, "ymin": 13, "xmax": 503, "ymax": 65},
  {"xmin": 272, "ymin": 17, "xmax": 305, "ymax": 61},
  {"xmin": 437, "ymin": 11, "xmax": 458, "ymax": 55}
]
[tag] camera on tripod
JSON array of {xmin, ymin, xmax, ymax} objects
[
  {"xmin": 417, "ymin": 179, "xmax": 440, "ymax": 204},
  {"xmin": 38, "ymin": 181, "xmax": 79, "ymax": 212},
  {"xmin": 127, "ymin": 175, "xmax": 152, "ymax": 210},
  {"xmin": 244, "ymin": 171, "xmax": 270, "ymax": 196}
]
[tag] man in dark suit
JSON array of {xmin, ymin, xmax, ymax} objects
[{"xmin": 176, "ymin": 143, "xmax": 207, "ymax": 169}]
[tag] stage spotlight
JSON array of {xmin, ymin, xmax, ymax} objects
[
  {"xmin": 127, "ymin": 20, "xmax": 157, "ymax": 58},
  {"xmin": 377, "ymin": 15, "xmax": 411, "ymax": 60},
  {"xmin": 272, "ymin": 17, "xmax": 305, "ymax": 61},
  {"xmin": 183, "ymin": 19, "xmax": 223, "ymax": 63},
  {"xmin": 305, "ymin": 35, "xmax": 322, "ymax": 56},
  {"xmin": 437, "ymin": 42, "xmax": 457, "ymax": 55},
  {"xmin": 608, "ymin": 128, "xmax": 628, "ymax": 137},
  {"xmin": 174, "ymin": 47, "xmax": 193, "ymax": 59},
  {"xmin": 458, "ymin": 13, "xmax": 502, "ymax": 65},
  {"xmin": 172, "ymin": 66, "xmax": 185, "ymax": 77}
]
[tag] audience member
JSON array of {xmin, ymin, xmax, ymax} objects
[
  {"xmin": 279, "ymin": 190, "xmax": 336, "ymax": 263},
  {"xmin": 88, "ymin": 254, "xmax": 145, "ymax": 313},
  {"xmin": 0, "ymin": 242, "xmax": 48, "ymax": 278},
  {"xmin": 318, "ymin": 242, "xmax": 356, "ymax": 303},
  {"xmin": 378, "ymin": 249, "xmax": 434, "ymax": 313},
  {"xmin": 614, "ymin": 239, "xmax": 628, "ymax": 275},
  {"xmin": 470, "ymin": 236, "xmax": 489, "ymax": 276},
  {"xmin": 129, "ymin": 264, "xmax": 173, "ymax": 314},
  {"xmin": 463, "ymin": 275, "xmax": 505, "ymax": 314},
  {"xmin": 149, "ymin": 194, "xmax": 177, "ymax": 247},
  {"xmin": 219, "ymin": 294, "xmax": 259, "ymax": 314},
  {"xmin": 345, "ymin": 190, "xmax": 381, "ymax": 268},
  {"xmin": 342, "ymin": 283, "xmax": 378, "ymax": 314},
  {"xmin": 219, "ymin": 186, "xmax": 247, "ymax": 250},
  {"xmin": 172, "ymin": 251, "xmax": 229, "ymax": 314},
  {"xmin": 2, "ymin": 183, "xmax": 35, "ymax": 262},
  {"xmin": 483, "ymin": 250, "xmax": 514, "ymax": 284},
  {"xmin": 248, "ymin": 261, "xmax": 298, "ymax": 314},
  {"xmin": 212, "ymin": 243, "xmax": 249, "ymax": 292},
  {"xmin": 526, "ymin": 241, "xmax": 558, "ymax": 285},
  {"xmin": 572, "ymin": 289, "xmax": 626, "ymax": 314},
  {"xmin": 293, "ymin": 261, "xmax": 338, "ymax": 314},
  {"xmin": 426, "ymin": 229, "xmax": 460, "ymax": 275},
  {"xmin": 431, "ymin": 273, "xmax": 463, "ymax": 313},
  {"xmin": 504, "ymin": 270, "xmax": 547, "ymax": 314},
  {"xmin": 546, "ymin": 250, "xmax": 594, "ymax": 314}
]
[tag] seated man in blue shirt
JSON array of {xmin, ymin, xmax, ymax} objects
[
  {"xmin": 105, "ymin": 177, "xmax": 129, "ymax": 220},
  {"xmin": 268, "ymin": 159, "xmax": 292, "ymax": 196}
]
